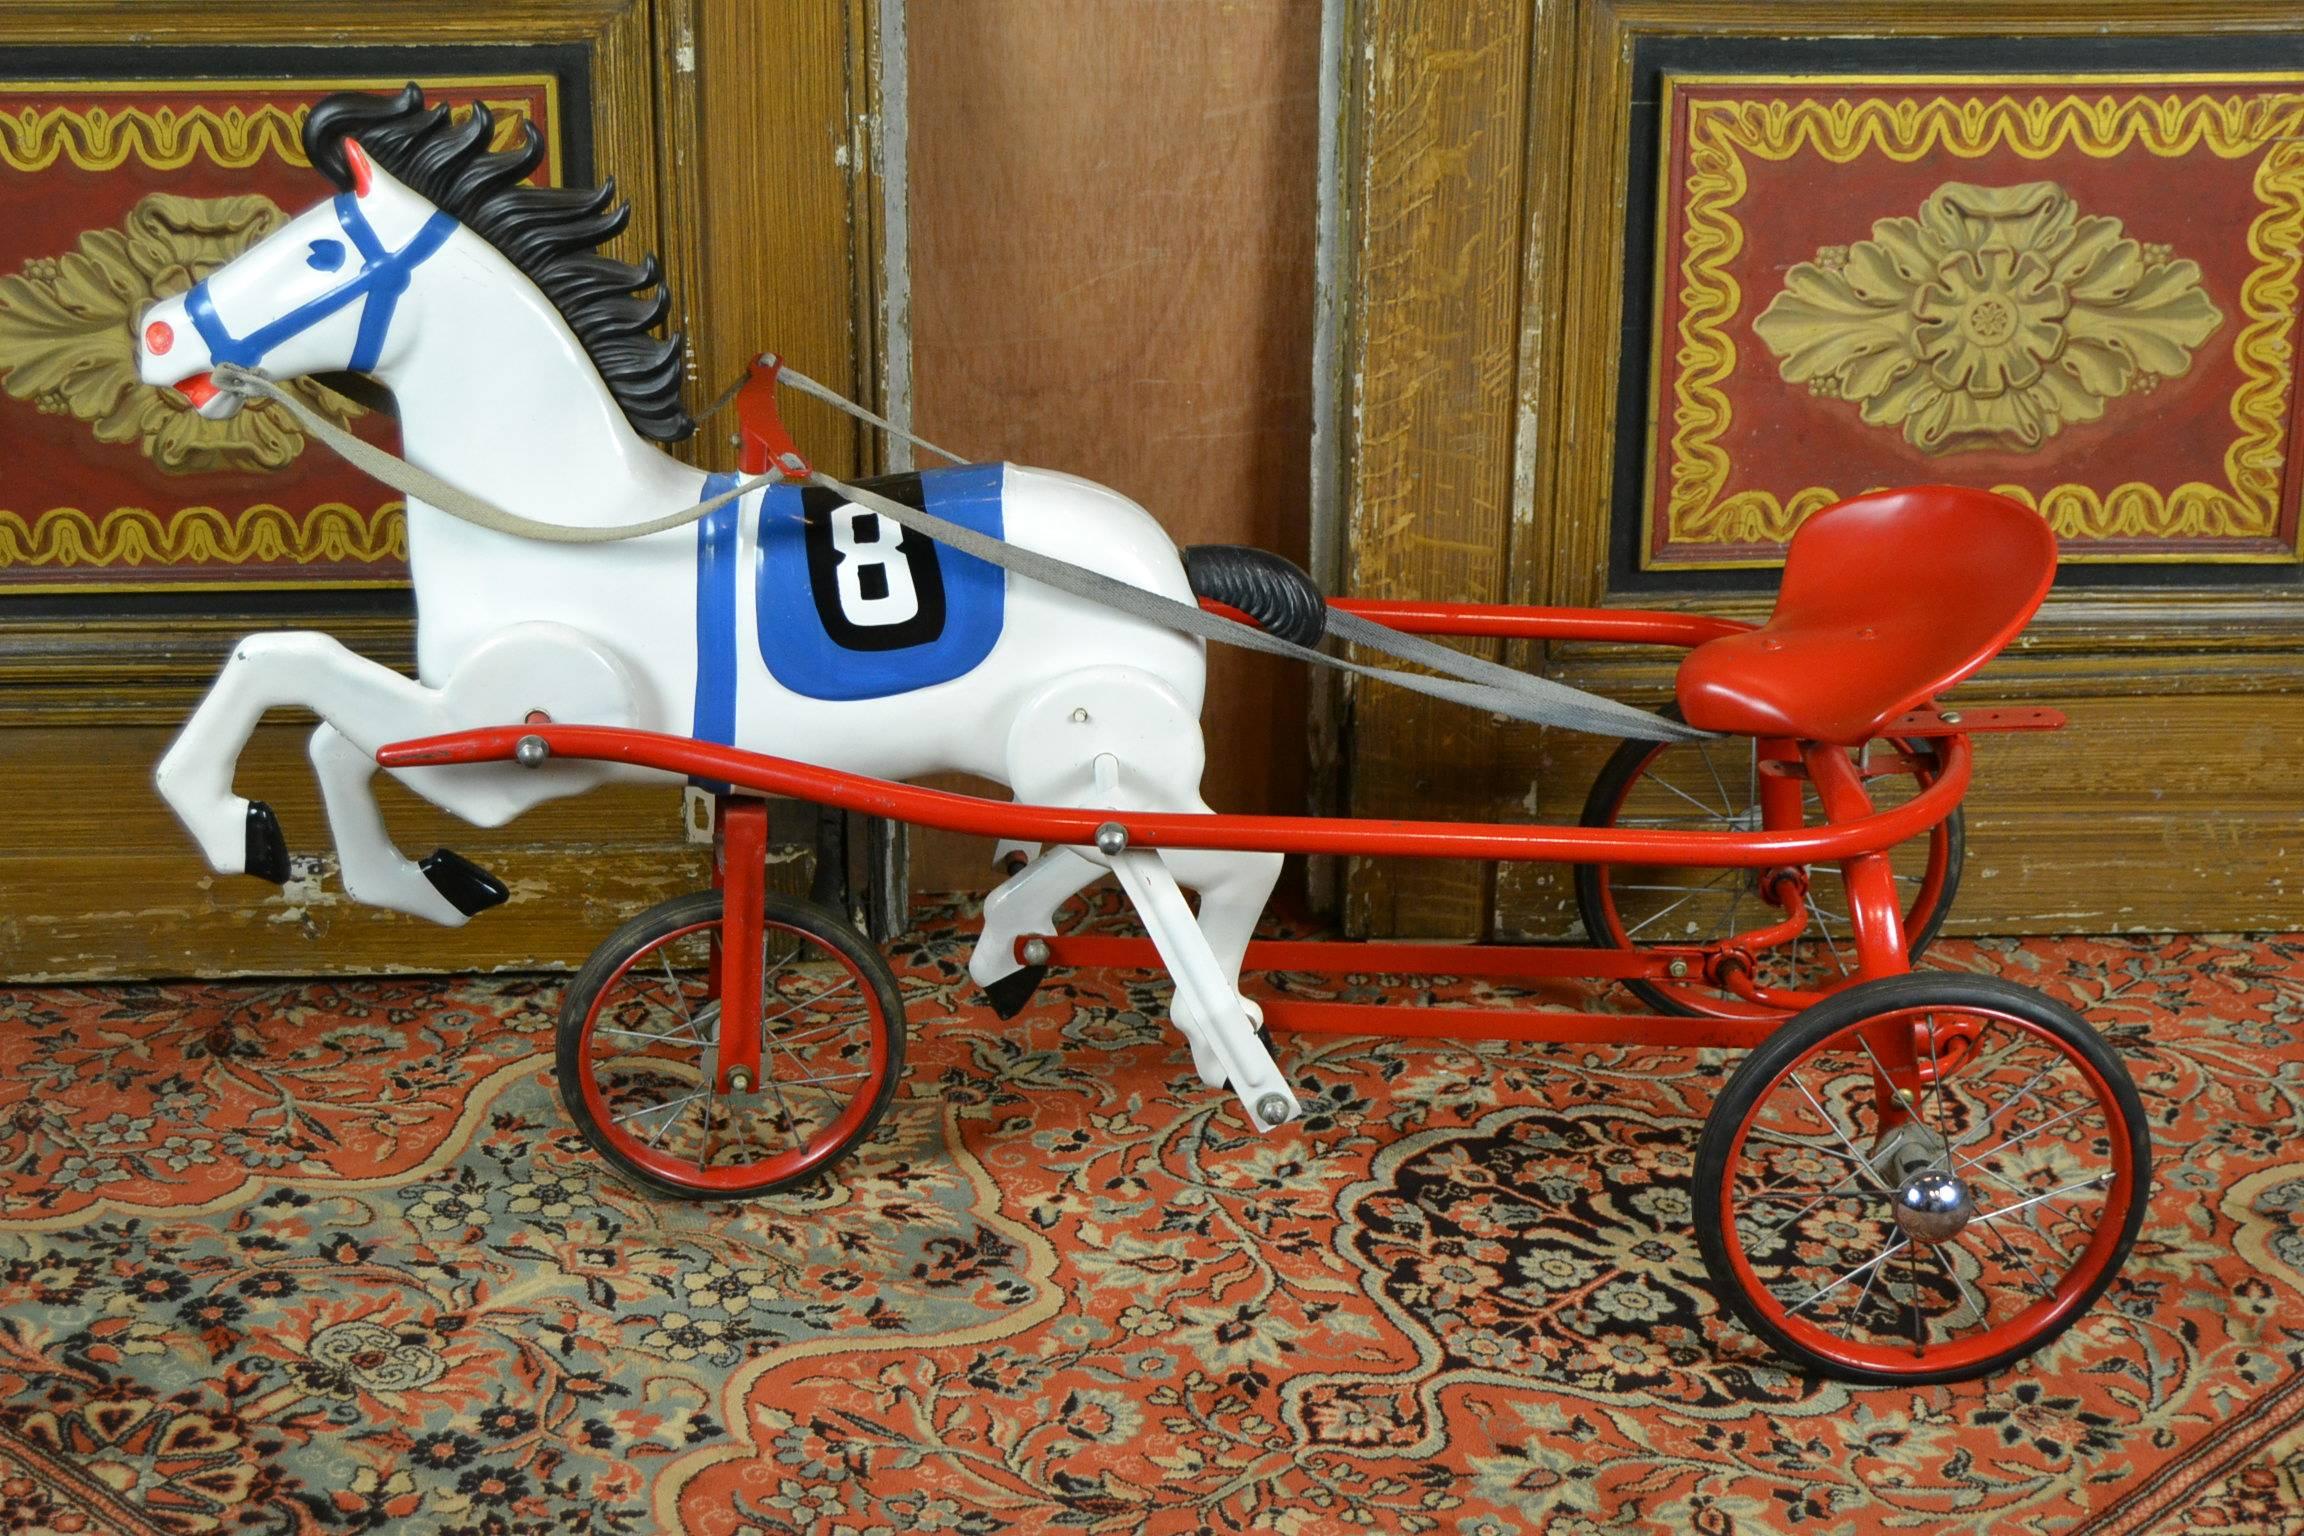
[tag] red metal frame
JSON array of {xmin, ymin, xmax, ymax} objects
[
  {"xmin": 714, "ymin": 798, "xmax": 769, "ymax": 1090},
  {"xmin": 375, "ymin": 597, "xmax": 2059, "ymax": 1056},
  {"xmin": 380, "ymin": 724, "xmax": 1974, "ymax": 870}
]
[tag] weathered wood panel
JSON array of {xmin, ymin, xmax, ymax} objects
[
  {"xmin": 1496, "ymin": 686, "xmax": 2304, "ymax": 940},
  {"xmin": 0, "ymin": 723, "xmax": 727, "ymax": 980},
  {"xmin": 1334, "ymin": 0, "xmax": 1540, "ymax": 938}
]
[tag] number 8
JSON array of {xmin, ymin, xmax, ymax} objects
[{"xmin": 830, "ymin": 510, "xmax": 919, "ymax": 628}]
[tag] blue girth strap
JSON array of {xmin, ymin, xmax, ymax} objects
[{"xmin": 184, "ymin": 194, "xmax": 457, "ymax": 373}]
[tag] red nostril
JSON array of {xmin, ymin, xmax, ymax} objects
[{"xmin": 144, "ymin": 320, "xmax": 174, "ymax": 356}]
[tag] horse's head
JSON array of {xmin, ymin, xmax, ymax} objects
[{"xmin": 137, "ymin": 137, "xmax": 453, "ymax": 419}]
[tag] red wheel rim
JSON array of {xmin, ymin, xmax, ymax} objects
[
  {"xmin": 1716, "ymin": 1005, "xmax": 2138, "ymax": 1375},
  {"xmin": 1593, "ymin": 739, "xmax": 1952, "ymax": 1019},
  {"xmin": 574, "ymin": 917, "xmax": 894, "ymax": 1193}
]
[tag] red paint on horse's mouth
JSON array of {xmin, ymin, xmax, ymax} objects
[{"xmin": 175, "ymin": 372, "xmax": 220, "ymax": 407}]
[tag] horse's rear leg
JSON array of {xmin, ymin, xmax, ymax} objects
[
  {"xmin": 1000, "ymin": 665, "xmax": 1291, "ymax": 1127},
  {"xmin": 971, "ymin": 843, "xmax": 1102, "ymax": 1017},
  {"xmin": 1104, "ymin": 841, "xmax": 1294, "ymax": 1128}
]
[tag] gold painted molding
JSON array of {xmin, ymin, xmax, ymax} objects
[
  {"xmin": 0, "ymin": 84, "xmax": 540, "ymax": 174},
  {"xmin": 1655, "ymin": 81, "xmax": 2304, "ymax": 564},
  {"xmin": 0, "ymin": 503, "xmax": 404, "ymax": 581}
]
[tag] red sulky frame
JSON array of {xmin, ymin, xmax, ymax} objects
[{"xmin": 378, "ymin": 598, "xmax": 2061, "ymax": 1070}]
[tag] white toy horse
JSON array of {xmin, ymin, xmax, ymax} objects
[{"xmin": 138, "ymin": 86, "xmax": 1303, "ymax": 1128}]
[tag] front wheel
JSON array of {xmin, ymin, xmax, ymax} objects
[
  {"xmin": 1694, "ymin": 973, "xmax": 2150, "ymax": 1383},
  {"xmin": 556, "ymin": 890, "xmax": 907, "ymax": 1200}
]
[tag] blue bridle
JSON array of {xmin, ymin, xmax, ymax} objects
[{"xmin": 184, "ymin": 193, "xmax": 457, "ymax": 374}]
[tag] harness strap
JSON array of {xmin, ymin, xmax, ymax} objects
[
  {"xmin": 207, "ymin": 362, "xmax": 1708, "ymax": 743},
  {"xmin": 188, "ymin": 200, "xmax": 456, "ymax": 374},
  {"xmin": 801, "ymin": 471, "xmax": 1708, "ymax": 742}
]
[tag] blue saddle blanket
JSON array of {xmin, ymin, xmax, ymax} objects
[{"xmin": 753, "ymin": 462, "xmax": 1007, "ymax": 702}]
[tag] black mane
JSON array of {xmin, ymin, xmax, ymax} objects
[{"xmin": 301, "ymin": 84, "xmax": 693, "ymax": 442}]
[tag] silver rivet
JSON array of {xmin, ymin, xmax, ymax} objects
[
  {"xmin": 1094, "ymin": 822, "xmax": 1128, "ymax": 856},
  {"xmin": 514, "ymin": 734, "xmax": 550, "ymax": 768},
  {"xmin": 1939, "ymin": 709, "xmax": 1963, "ymax": 725},
  {"xmin": 1022, "ymin": 937, "xmax": 1051, "ymax": 966},
  {"xmin": 1069, "ymin": 707, "xmax": 1091, "ymax": 723},
  {"xmin": 1254, "ymin": 1093, "xmax": 1294, "ymax": 1126}
]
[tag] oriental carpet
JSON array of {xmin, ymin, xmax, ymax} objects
[{"xmin": 0, "ymin": 914, "xmax": 2297, "ymax": 1535}]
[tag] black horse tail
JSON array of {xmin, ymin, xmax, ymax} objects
[{"xmin": 1181, "ymin": 545, "xmax": 1326, "ymax": 648}]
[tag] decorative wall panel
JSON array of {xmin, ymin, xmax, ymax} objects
[
  {"xmin": 1638, "ymin": 73, "xmax": 2304, "ymax": 572},
  {"xmin": 0, "ymin": 70, "xmax": 572, "ymax": 595}
]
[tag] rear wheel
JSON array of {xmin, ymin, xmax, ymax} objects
[
  {"xmin": 1694, "ymin": 974, "xmax": 2150, "ymax": 1383},
  {"xmin": 556, "ymin": 891, "xmax": 906, "ymax": 1200},
  {"xmin": 1573, "ymin": 711, "xmax": 1962, "ymax": 1018}
]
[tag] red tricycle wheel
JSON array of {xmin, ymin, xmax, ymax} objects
[
  {"xmin": 1694, "ymin": 974, "xmax": 2150, "ymax": 1383},
  {"xmin": 555, "ymin": 890, "xmax": 906, "ymax": 1200},
  {"xmin": 1574, "ymin": 716, "xmax": 1961, "ymax": 1019}
]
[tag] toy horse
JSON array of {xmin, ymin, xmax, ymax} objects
[{"xmin": 138, "ymin": 86, "xmax": 1301, "ymax": 1126}]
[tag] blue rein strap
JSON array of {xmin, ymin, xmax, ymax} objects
[{"xmin": 184, "ymin": 195, "xmax": 456, "ymax": 372}]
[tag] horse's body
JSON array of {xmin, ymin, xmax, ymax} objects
[{"xmin": 135, "ymin": 87, "xmax": 1293, "ymax": 1126}]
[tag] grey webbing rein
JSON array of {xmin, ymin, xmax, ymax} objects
[{"xmin": 208, "ymin": 361, "xmax": 1707, "ymax": 743}]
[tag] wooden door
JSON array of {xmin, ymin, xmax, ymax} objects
[
  {"xmin": 1332, "ymin": 0, "xmax": 2304, "ymax": 940},
  {"xmin": 0, "ymin": 0, "xmax": 885, "ymax": 978}
]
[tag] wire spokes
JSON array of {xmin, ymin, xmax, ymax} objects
[
  {"xmin": 1591, "ymin": 738, "xmax": 1953, "ymax": 1008},
  {"xmin": 582, "ymin": 919, "xmax": 886, "ymax": 1176},
  {"xmin": 1723, "ymin": 1007, "xmax": 2123, "ymax": 1362}
]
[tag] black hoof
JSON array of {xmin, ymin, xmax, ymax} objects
[
  {"xmin": 243, "ymin": 801, "xmax": 291, "ymax": 884},
  {"xmin": 981, "ymin": 963, "xmax": 1048, "ymax": 1021},
  {"xmin": 420, "ymin": 848, "xmax": 509, "ymax": 918}
]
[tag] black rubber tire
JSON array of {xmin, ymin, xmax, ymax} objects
[
  {"xmin": 556, "ymin": 890, "xmax": 907, "ymax": 1201},
  {"xmin": 1571, "ymin": 707, "xmax": 1965, "ymax": 1017},
  {"xmin": 1693, "ymin": 972, "xmax": 2151, "ymax": 1384}
]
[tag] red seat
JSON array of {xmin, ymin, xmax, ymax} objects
[{"xmin": 1674, "ymin": 486, "xmax": 2057, "ymax": 744}]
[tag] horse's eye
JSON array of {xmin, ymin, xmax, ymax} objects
[{"xmin": 306, "ymin": 239, "xmax": 346, "ymax": 272}]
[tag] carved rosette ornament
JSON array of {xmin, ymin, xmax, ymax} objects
[
  {"xmin": 1754, "ymin": 181, "xmax": 2224, "ymax": 455},
  {"xmin": 0, "ymin": 191, "xmax": 363, "ymax": 475}
]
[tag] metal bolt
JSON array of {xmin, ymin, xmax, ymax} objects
[
  {"xmin": 728, "ymin": 1066, "xmax": 753, "ymax": 1093},
  {"xmin": 1254, "ymin": 1093, "xmax": 1294, "ymax": 1127},
  {"xmin": 1022, "ymin": 937, "xmax": 1051, "ymax": 966},
  {"xmin": 514, "ymin": 734, "xmax": 550, "ymax": 768},
  {"xmin": 1667, "ymin": 959, "xmax": 1691, "ymax": 979},
  {"xmin": 1094, "ymin": 821, "xmax": 1128, "ymax": 857},
  {"xmin": 1939, "ymin": 709, "xmax": 1963, "ymax": 725}
]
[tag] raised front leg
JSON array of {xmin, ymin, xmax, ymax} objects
[
  {"xmin": 159, "ymin": 623, "xmax": 639, "ymax": 924},
  {"xmin": 157, "ymin": 631, "xmax": 431, "ymax": 879},
  {"xmin": 309, "ymin": 723, "xmax": 505, "ymax": 925}
]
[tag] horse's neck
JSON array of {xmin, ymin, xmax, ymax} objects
[{"xmin": 381, "ymin": 235, "xmax": 699, "ymax": 519}]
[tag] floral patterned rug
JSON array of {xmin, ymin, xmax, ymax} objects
[{"xmin": 0, "ymin": 915, "xmax": 2298, "ymax": 1535}]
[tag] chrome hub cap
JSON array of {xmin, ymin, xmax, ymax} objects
[{"xmin": 1892, "ymin": 1169, "xmax": 1974, "ymax": 1244}]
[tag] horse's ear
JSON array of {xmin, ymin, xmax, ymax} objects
[{"xmin": 343, "ymin": 138, "xmax": 375, "ymax": 198}]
